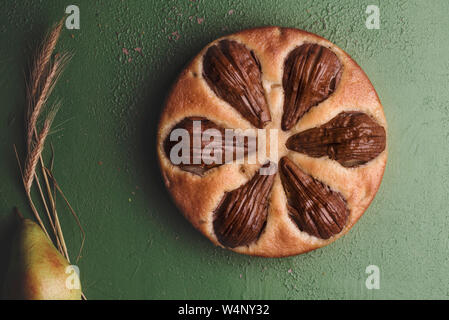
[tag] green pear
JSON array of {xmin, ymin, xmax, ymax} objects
[{"xmin": 2, "ymin": 218, "xmax": 81, "ymax": 300}]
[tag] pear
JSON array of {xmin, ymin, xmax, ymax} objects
[{"xmin": 2, "ymin": 217, "xmax": 82, "ymax": 300}]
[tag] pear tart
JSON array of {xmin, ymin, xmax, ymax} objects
[{"xmin": 157, "ymin": 27, "xmax": 387, "ymax": 257}]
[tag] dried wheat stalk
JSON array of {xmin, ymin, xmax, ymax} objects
[
  {"xmin": 23, "ymin": 103, "xmax": 59, "ymax": 195},
  {"xmin": 26, "ymin": 19, "xmax": 64, "ymax": 154},
  {"xmin": 14, "ymin": 19, "xmax": 86, "ymax": 298}
]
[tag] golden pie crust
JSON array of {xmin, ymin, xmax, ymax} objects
[{"xmin": 157, "ymin": 26, "xmax": 388, "ymax": 257}]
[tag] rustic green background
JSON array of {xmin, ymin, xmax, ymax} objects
[{"xmin": 1, "ymin": 0, "xmax": 448, "ymax": 299}]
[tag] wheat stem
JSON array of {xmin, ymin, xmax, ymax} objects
[
  {"xmin": 33, "ymin": 171, "xmax": 62, "ymax": 251},
  {"xmin": 13, "ymin": 144, "xmax": 50, "ymax": 239},
  {"xmin": 40, "ymin": 157, "xmax": 70, "ymax": 262},
  {"xmin": 45, "ymin": 167, "xmax": 85, "ymax": 263}
]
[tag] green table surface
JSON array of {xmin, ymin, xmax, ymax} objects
[{"xmin": 1, "ymin": 0, "xmax": 448, "ymax": 300}]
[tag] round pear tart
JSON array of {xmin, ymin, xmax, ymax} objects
[{"xmin": 157, "ymin": 27, "xmax": 387, "ymax": 257}]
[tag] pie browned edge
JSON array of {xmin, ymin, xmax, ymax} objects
[{"xmin": 157, "ymin": 26, "xmax": 388, "ymax": 257}]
